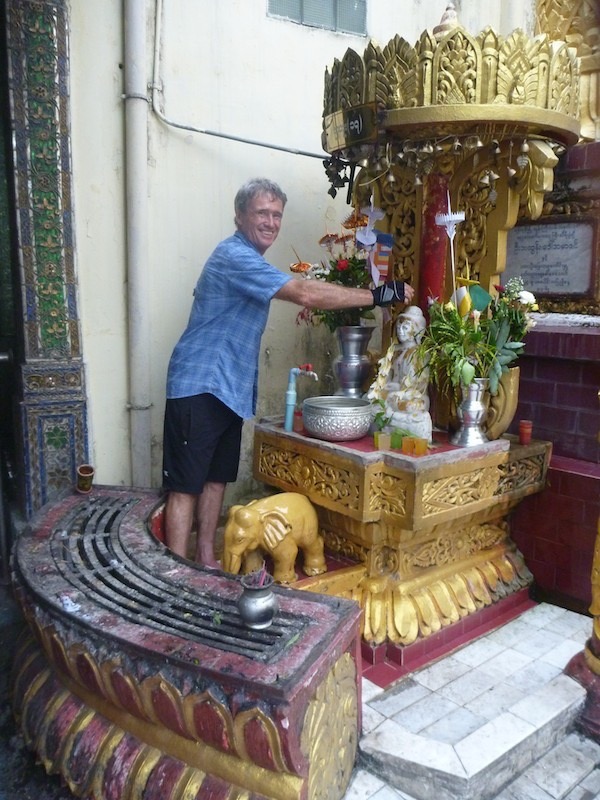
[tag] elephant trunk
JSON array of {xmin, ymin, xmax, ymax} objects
[{"xmin": 223, "ymin": 550, "xmax": 241, "ymax": 575}]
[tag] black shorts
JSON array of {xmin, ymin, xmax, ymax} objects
[{"xmin": 162, "ymin": 393, "xmax": 243, "ymax": 494}]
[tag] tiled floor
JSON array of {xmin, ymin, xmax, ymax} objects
[{"xmin": 345, "ymin": 603, "xmax": 600, "ymax": 800}]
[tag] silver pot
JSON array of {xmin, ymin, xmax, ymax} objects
[
  {"xmin": 237, "ymin": 573, "xmax": 278, "ymax": 630},
  {"xmin": 302, "ymin": 396, "xmax": 372, "ymax": 442}
]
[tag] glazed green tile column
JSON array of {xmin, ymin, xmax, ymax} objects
[{"xmin": 6, "ymin": 0, "xmax": 88, "ymax": 515}]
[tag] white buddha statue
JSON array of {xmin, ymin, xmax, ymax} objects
[{"xmin": 381, "ymin": 306, "xmax": 433, "ymax": 442}]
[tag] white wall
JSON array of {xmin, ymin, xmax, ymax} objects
[
  {"xmin": 70, "ymin": 0, "xmax": 129, "ymax": 485},
  {"xmin": 68, "ymin": 0, "xmax": 535, "ymax": 503}
]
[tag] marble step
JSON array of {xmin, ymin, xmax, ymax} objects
[
  {"xmin": 495, "ymin": 732, "xmax": 600, "ymax": 800},
  {"xmin": 358, "ymin": 672, "xmax": 587, "ymax": 800},
  {"xmin": 349, "ymin": 731, "xmax": 600, "ymax": 800}
]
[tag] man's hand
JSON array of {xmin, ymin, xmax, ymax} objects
[{"xmin": 371, "ymin": 281, "xmax": 414, "ymax": 307}]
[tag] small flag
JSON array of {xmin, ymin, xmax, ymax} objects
[
  {"xmin": 370, "ymin": 232, "xmax": 393, "ymax": 284},
  {"xmin": 451, "ymin": 285, "xmax": 472, "ymax": 317}
]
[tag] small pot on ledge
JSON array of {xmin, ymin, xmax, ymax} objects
[{"xmin": 237, "ymin": 572, "xmax": 278, "ymax": 630}]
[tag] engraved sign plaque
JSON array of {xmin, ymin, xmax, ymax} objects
[
  {"xmin": 323, "ymin": 103, "xmax": 377, "ymax": 151},
  {"xmin": 504, "ymin": 220, "xmax": 595, "ymax": 296}
]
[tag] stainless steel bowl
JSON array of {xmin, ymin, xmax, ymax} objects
[{"xmin": 302, "ymin": 396, "xmax": 372, "ymax": 442}]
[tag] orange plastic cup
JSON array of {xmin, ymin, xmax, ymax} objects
[
  {"xmin": 401, "ymin": 437, "xmax": 415, "ymax": 455},
  {"xmin": 413, "ymin": 438, "xmax": 429, "ymax": 456}
]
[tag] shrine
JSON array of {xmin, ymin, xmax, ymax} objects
[
  {"xmin": 1, "ymin": 1, "xmax": 599, "ymax": 800},
  {"xmin": 253, "ymin": 420, "xmax": 550, "ymax": 661}
]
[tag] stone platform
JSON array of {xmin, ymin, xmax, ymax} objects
[{"xmin": 10, "ymin": 487, "xmax": 362, "ymax": 800}]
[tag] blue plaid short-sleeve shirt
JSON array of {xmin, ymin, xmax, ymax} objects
[{"xmin": 166, "ymin": 231, "xmax": 291, "ymax": 419}]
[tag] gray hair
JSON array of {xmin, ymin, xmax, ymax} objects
[{"xmin": 234, "ymin": 178, "xmax": 288, "ymax": 218}]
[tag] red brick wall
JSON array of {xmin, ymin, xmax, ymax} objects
[
  {"xmin": 509, "ymin": 326, "xmax": 599, "ymax": 612},
  {"xmin": 509, "ymin": 326, "xmax": 600, "ymax": 463},
  {"xmin": 512, "ymin": 456, "xmax": 600, "ymax": 612}
]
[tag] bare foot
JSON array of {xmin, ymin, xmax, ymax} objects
[{"xmin": 200, "ymin": 558, "xmax": 221, "ymax": 571}]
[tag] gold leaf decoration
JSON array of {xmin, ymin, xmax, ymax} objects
[
  {"xmin": 422, "ymin": 467, "xmax": 499, "ymax": 515},
  {"xmin": 300, "ymin": 654, "xmax": 358, "ymax": 800}
]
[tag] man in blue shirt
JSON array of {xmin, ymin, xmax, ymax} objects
[{"xmin": 163, "ymin": 177, "xmax": 414, "ymax": 566}]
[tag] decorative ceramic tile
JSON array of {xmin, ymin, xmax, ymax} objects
[{"xmin": 7, "ymin": 0, "xmax": 88, "ymax": 515}]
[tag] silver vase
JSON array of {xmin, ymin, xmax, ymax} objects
[
  {"xmin": 333, "ymin": 326, "xmax": 374, "ymax": 398},
  {"xmin": 237, "ymin": 573, "xmax": 278, "ymax": 630},
  {"xmin": 450, "ymin": 378, "xmax": 489, "ymax": 446}
]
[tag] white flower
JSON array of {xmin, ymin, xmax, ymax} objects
[{"xmin": 518, "ymin": 290, "xmax": 536, "ymax": 306}]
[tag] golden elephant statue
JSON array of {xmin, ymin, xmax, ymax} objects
[{"xmin": 222, "ymin": 493, "xmax": 327, "ymax": 584}]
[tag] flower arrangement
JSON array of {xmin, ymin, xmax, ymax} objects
[
  {"xmin": 490, "ymin": 276, "xmax": 538, "ymax": 345},
  {"xmin": 293, "ymin": 216, "xmax": 375, "ymax": 333},
  {"xmin": 416, "ymin": 276, "xmax": 538, "ymax": 397}
]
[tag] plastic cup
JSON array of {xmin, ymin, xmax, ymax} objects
[
  {"xmin": 413, "ymin": 438, "xmax": 429, "ymax": 456},
  {"xmin": 401, "ymin": 437, "xmax": 415, "ymax": 455},
  {"xmin": 374, "ymin": 431, "xmax": 391, "ymax": 450}
]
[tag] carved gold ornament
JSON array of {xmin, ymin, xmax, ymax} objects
[
  {"xmin": 300, "ymin": 654, "xmax": 358, "ymax": 799},
  {"xmin": 536, "ymin": 0, "xmax": 600, "ymax": 140},
  {"xmin": 321, "ymin": 5, "xmax": 581, "ymax": 296},
  {"xmin": 255, "ymin": 421, "xmax": 551, "ymax": 646}
]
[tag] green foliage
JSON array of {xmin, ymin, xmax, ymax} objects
[
  {"xmin": 372, "ymin": 398, "xmax": 391, "ymax": 431},
  {"xmin": 295, "ymin": 234, "xmax": 375, "ymax": 333},
  {"xmin": 417, "ymin": 277, "xmax": 536, "ymax": 398},
  {"xmin": 416, "ymin": 301, "xmax": 497, "ymax": 396},
  {"xmin": 309, "ymin": 254, "xmax": 374, "ymax": 333}
]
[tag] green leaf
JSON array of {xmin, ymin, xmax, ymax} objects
[
  {"xmin": 461, "ymin": 361, "xmax": 475, "ymax": 385},
  {"xmin": 489, "ymin": 371, "xmax": 498, "ymax": 395},
  {"xmin": 469, "ymin": 284, "xmax": 493, "ymax": 311},
  {"xmin": 494, "ymin": 319, "xmax": 510, "ymax": 350},
  {"xmin": 498, "ymin": 353, "xmax": 517, "ymax": 365}
]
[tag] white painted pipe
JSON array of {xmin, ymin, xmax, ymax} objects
[{"xmin": 124, "ymin": 0, "xmax": 152, "ymax": 486}]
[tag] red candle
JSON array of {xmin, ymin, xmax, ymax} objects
[{"xmin": 519, "ymin": 420, "xmax": 533, "ymax": 445}]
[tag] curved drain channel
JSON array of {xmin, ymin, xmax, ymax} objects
[{"xmin": 47, "ymin": 495, "xmax": 307, "ymax": 662}]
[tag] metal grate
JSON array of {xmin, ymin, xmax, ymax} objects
[{"xmin": 49, "ymin": 495, "xmax": 307, "ymax": 663}]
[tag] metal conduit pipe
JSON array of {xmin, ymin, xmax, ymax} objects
[
  {"xmin": 151, "ymin": 0, "xmax": 325, "ymax": 159},
  {"xmin": 124, "ymin": 0, "xmax": 152, "ymax": 487}
]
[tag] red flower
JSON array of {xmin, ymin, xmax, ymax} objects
[
  {"xmin": 295, "ymin": 307, "xmax": 313, "ymax": 326},
  {"xmin": 493, "ymin": 284, "xmax": 505, "ymax": 293},
  {"xmin": 336, "ymin": 259, "xmax": 349, "ymax": 271}
]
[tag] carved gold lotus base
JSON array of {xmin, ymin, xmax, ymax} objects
[
  {"xmin": 298, "ymin": 534, "xmax": 531, "ymax": 645},
  {"xmin": 12, "ymin": 630, "xmax": 358, "ymax": 800},
  {"xmin": 254, "ymin": 420, "xmax": 551, "ymax": 647}
]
